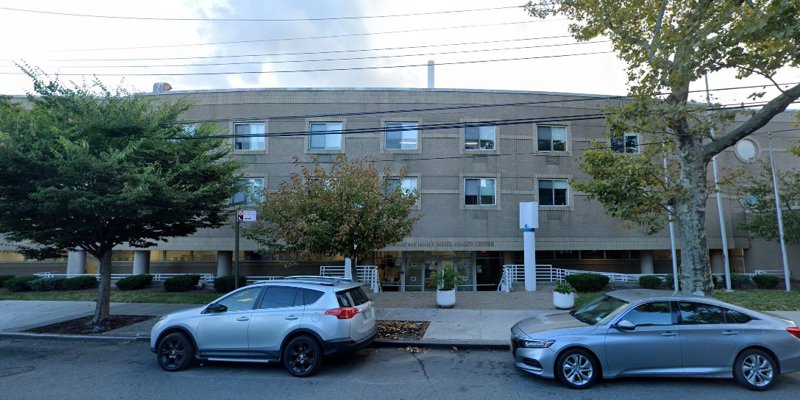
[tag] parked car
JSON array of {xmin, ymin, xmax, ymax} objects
[
  {"xmin": 511, "ymin": 289, "xmax": 800, "ymax": 390},
  {"xmin": 150, "ymin": 276, "xmax": 377, "ymax": 377}
]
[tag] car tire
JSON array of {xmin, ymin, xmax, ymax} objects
[
  {"xmin": 283, "ymin": 335, "xmax": 322, "ymax": 377},
  {"xmin": 555, "ymin": 348, "xmax": 599, "ymax": 389},
  {"xmin": 734, "ymin": 348, "xmax": 777, "ymax": 391},
  {"xmin": 157, "ymin": 332, "xmax": 195, "ymax": 372}
]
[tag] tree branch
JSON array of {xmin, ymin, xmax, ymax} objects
[{"xmin": 704, "ymin": 82, "xmax": 800, "ymax": 157}]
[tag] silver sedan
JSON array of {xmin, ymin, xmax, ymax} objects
[{"xmin": 511, "ymin": 289, "xmax": 800, "ymax": 390}]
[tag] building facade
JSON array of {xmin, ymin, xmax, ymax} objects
[{"xmin": 1, "ymin": 88, "xmax": 798, "ymax": 290}]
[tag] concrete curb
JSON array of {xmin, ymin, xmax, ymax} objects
[{"xmin": 0, "ymin": 332, "xmax": 508, "ymax": 350}]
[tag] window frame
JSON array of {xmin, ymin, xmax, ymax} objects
[
  {"xmin": 234, "ymin": 177, "xmax": 266, "ymax": 206},
  {"xmin": 464, "ymin": 125, "xmax": 496, "ymax": 151},
  {"xmin": 307, "ymin": 121, "xmax": 344, "ymax": 152},
  {"xmin": 536, "ymin": 124, "xmax": 568, "ymax": 153},
  {"xmin": 611, "ymin": 132, "xmax": 640, "ymax": 154},
  {"xmin": 464, "ymin": 177, "xmax": 497, "ymax": 206},
  {"xmin": 384, "ymin": 121, "xmax": 420, "ymax": 151},
  {"xmin": 537, "ymin": 178, "xmax": 570, "ymax": 207},
  {"xmin": 232, "ymin": 121, "xmax": 267, "ymax": 152},
  {"xmin": 387, "ymin": 176, "xmax": 420, "ymax": 209}
]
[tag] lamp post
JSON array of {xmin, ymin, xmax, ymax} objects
[{"xmin": 767, "ymin": 133, "xmax": 792, "ymax": 292}]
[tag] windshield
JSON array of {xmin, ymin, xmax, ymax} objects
[{"xmin": 570, "ymin": 294, "xmax": 628, "ymax": 325}]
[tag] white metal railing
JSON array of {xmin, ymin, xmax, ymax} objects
[
  {"xmin": 754, "ymin": 269, "xmax": 786, "ymax": 277},
  {"xmin": 34, "ymin": 272, "xmax": 216, "ymax": 285},
  {"xmin": 320, "ymin": 265, "xmax": 381, "ymax": 293}
]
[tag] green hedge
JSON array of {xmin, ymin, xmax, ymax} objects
[
  {"xmin": 731, "ymin": 274, "xmax": 752, "ymax": 289},
  {"xmin": 61, "ymin": 276, "xmax": 99, "ymax": 290},
  {"xmin": 5, "ymin": 276, "xmax": 39, "ymax": 292},
  {"xmin": 0, "ymin": 275, "xmax": 15, "ymax": 288},
  {"xmin": 116, "ymin": 274, "xmax": 153, "ymax": 291},
  {"xmin": 29, "ymin": 277, "xmax": 68, "ymax": 291},
  {"xmin": 163, "ymin": 275, "xmax": 200, "ymax": 292},
  {"xmin": 213, "ymin": 276, "xmax": 248, "ymax": 293},
  {"xmin": 752, "ymin": 275, "xmax": 780, "ymax": 289},
  {"xmin": 639, "ymin": 275, "xmax": 663, "ymax": 289},
  {"xmin": 565, "ymin": 273, "xmax": 610, "ymax": 293}
]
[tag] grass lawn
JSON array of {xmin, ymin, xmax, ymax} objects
[{"xmin": 0, "ymin": 288, "xmax": 219, "ymax": 304}]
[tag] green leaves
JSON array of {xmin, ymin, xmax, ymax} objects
[
  {"xmin": 0, "ymin": 72, "xmax": 243, "ymax": 258},
  {"xmin": 246, "ymin": 154, "xmax": 421, "ymax": 262}
]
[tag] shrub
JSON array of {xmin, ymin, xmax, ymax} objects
[
  {"xmin": 29, "ymin": 277, "xmax": 68, "ymax": 291},
  {"xmin": 554, "ymin": 282, "xmax": 575, "ymax": 294},
  {"xmin": 0, "ymin": 275, "xmax": 15, "ymax": 288},
  {"xmin": 214, "ymin": 275, "xmax": 248, "ymax": 293},
  {"xmin": 62, "ymin": 276, "xmax": 99, "ymax": 290},
  {"xmin": 565, "ymin": 273, "xmax": 610, "ymax": 292},
  {"xmin": 752, "ymin": 274, "xmax": 780, "ymax": 290},
  {"xmin": 639, "ymin": 275, "xmax": 663, "ymax": 289},
  {"xmin": 116, "ymin": 274, "xmax": 153, "ymax": 291},
  {"xmin": 163, "ymin": 275, "xmax": 200, "ymax": 292},
  {"xmin": 5, "ymin": 276, "xmax": 39, "ymax": 292},
  {"xmin": 731, "ymin": 274, "xmax": 752, "ymax": 289}
]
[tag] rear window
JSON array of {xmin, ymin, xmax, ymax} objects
[{"xmin": 336, "ymin": 287, "xmax": 369, "ymax": 307}]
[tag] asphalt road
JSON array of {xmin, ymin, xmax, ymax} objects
[{"xmin": 1, "ymin": 339, "xmax": 799, "ymax": 400}]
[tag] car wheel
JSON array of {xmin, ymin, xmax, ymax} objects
[
  {"xmin": 283, "ymin": 335, "xmax": 322, "ymax": 377},
  {"xmin": 157, "ymin": 332, "xmax": 195, "ymax": 372},
  {"xmin": 734, "ymin": 348, "xmax": 777, "ymax": 391},
  {"xmin": 555, "ymin": 348, "xmax": 599, "ymax": 389}
]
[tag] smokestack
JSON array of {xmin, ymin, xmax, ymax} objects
[{"xmin": 427, "ymin": 60, "xmax": 435, "ymax": 89}]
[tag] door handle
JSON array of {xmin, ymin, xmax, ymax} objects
[
  {"xmin": 237, "ymin": 316, "xmax": 249, "ymax": 322},
  {"xmin": 722, "ymin": 331, "xmax": 738, "ymax": 336},
  {"xmin": 285, "ymin": 315, "xmax": 299, "ymax": 321},
  {"xmin": 661, "ymin": 332, "xmax": 678, "ymax": 337}
]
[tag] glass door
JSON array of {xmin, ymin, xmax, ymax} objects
[
  {"xmin": 404, "ymin": 258, "xmax": 424, "ymax": 292},
  {"xmin": 454, "ymin": 258, "xmax": 475, "ymax": 291}
]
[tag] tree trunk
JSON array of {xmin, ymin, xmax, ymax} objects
[
  {"xmin": 675, "ymin": 145, "xmax": 714, "ymax": 295},
  {"xmin": 91, "ymin": 249, "xmax": 113, "ymax": 328}
]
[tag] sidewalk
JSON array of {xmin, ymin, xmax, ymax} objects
[{"xmin": 2, "ymin": 289, "xmax": 800, "ymax": 350}]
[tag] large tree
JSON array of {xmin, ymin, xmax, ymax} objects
[
  {"xmin": 246, "ymin": 155, "xmax": 420, "ymax": 281},
  {"xmin": 737, "ymin": 158, "xmax": 800, "ymax": 245},
  {"xmin": 0, "ymin": 72, "xmax": 242, "ymax": 327},
  {"xmin": 528, "ymin": 0, "xmax": 800, "ymax": 294}
]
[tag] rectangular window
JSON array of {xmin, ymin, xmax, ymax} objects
[
  {"xmin": 385, "ymin": 122, "xmax": 419, "ymax": 150},
  {"xmin": 388, "ymin": 177, "xmax": 418, "ymax": 194},
  {"xmin": 464, "ymin": 126, "xmax": 496, "ymax": 150},
  {"xmin": 537, "ymin": 126, "xmax": 567, "ymax": 152},
  {"xmin": 464, "ymin": 178, "xmax": 496, "ymax": 205},
  {"xmin": 539, "ymin": 179, "xmax": 569, "ymax": 206},
  {"xmin": 309, "ymin": 122, "xmax": 342, "ymax": 151},
  {"xmin": 234, "ymin": 178, "xmax": 265, "ymax": 205},
  {"xmin": 234, "ymin": 123, "xmax": 266, "ymax": 151},
  {"xmin": 611, "ymin": 132, "xmax": 639, "ymax": 153}
]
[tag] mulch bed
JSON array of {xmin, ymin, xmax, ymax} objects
[
  {"xmin": 26, "ymin": 315, "xmax": 429, "ymax": 340},
  {"xmin": 26, "ymin": 315, "xmax": 154, "ymax": 335}
]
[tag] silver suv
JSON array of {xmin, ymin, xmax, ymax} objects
[{"xmin": 150, "ymin": 276, "xmax": 377, "ymax": 377}]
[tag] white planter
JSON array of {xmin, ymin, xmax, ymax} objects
[
  {"xmin": 553, "ymin": 291, "xmax": 575, "ymax": 309},
  {"xmin": 436, "ymin": 289, "xmax": 456, "ymax": 308}
]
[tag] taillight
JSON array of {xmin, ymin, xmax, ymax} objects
[
  {"xmin": 325, "ymin": 307, "xmax": 358, "ymax": 319},
  {"xmin": 788, "ymin": 327, "xmax": 800, "ymax": 339}
]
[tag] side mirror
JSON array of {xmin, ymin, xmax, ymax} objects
[
  {"xmin": 614, "ymin": 320, "xmax": 636, "ymax": 331},
  {"xmin": 204, "ymin": 303, "xmax": 228, "ymax": 314}
]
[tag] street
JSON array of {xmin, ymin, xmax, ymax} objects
[{"xmin": 1, "ymin": 339, "xmax": 799, "ymax": 400}]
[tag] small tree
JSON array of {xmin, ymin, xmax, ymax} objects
[
  {"xmin": 246, "ymin": 155, "xmax": 420, "ymax": 280},
  {"xmin": 0, "ymin": 69, "xmax": 242, "ymax": 327}
]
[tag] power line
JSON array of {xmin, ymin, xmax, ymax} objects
[
  {"xmin": 46, "ymin": 36, "xmax": 575, "ymax": 63},
  {"xmin": 2, "ymin": 51, "xmax": 614, "ymax": 77},
  {"xmin": 0, "ymin": 4, "xmax": 524, "ymax": 22},
  {"xmin": 48, "ymin": 40, "xmax": 610, "ymax": 69},
  {"xmin": 56, "ymin": 20, "xmax": 548, "ymax": 52}
]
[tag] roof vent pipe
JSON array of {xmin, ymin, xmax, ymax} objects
[{"xmin": 427, "ymin": 60, "xmax": 435, "ymax": 89}]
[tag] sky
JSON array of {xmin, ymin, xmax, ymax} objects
[{"xmin": 0, "ymin": 0, "xmax": 797, "ymax": 108}]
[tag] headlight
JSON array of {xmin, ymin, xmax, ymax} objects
[{"xmin": 520, "ymin": 339, "xmax": 555, "ymax": 348}]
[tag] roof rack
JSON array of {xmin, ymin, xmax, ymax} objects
[{"xmin": 280, "ymin": 275, "xmax": 354, "ymax": 284}]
